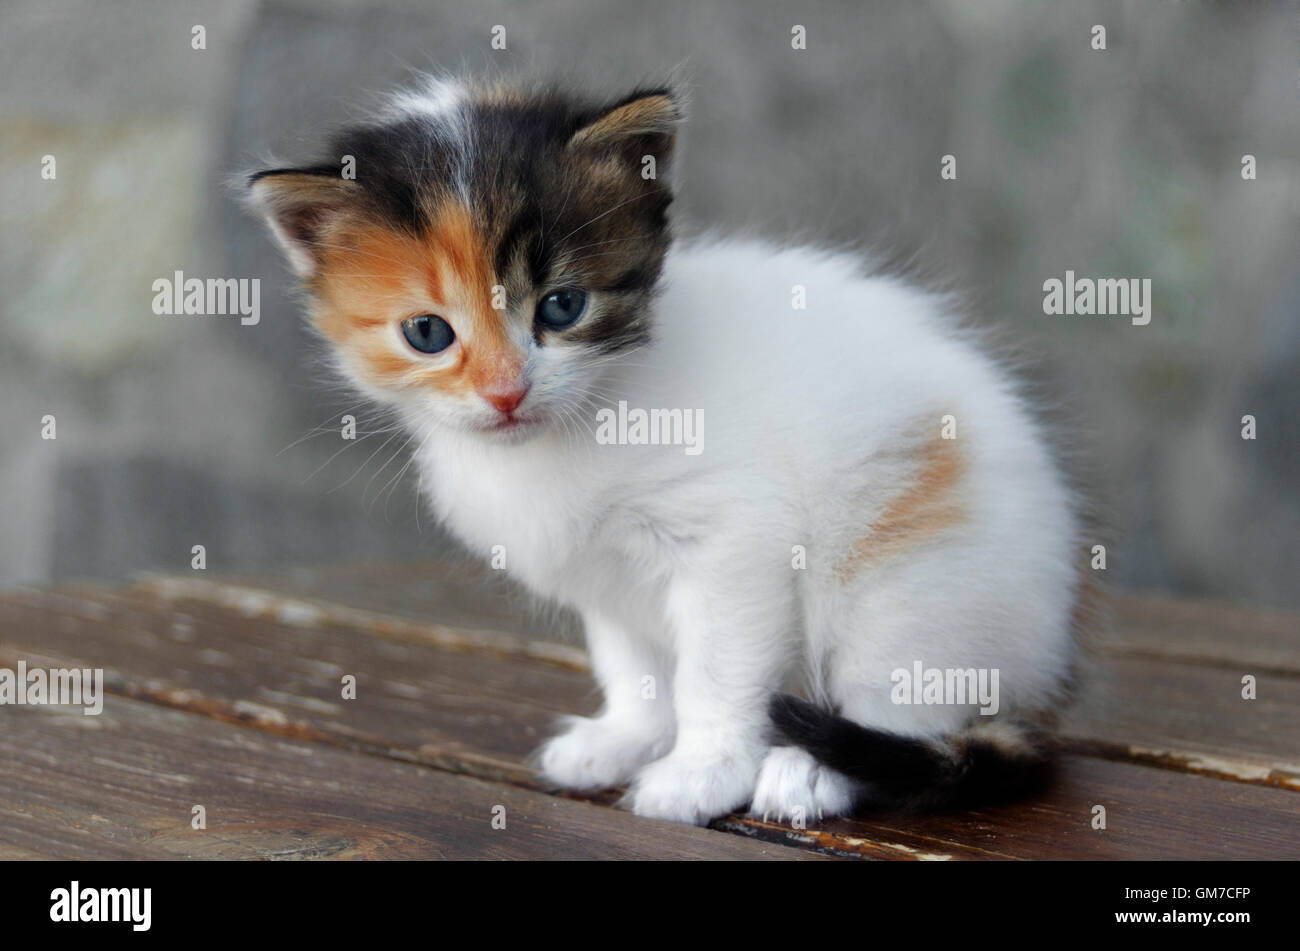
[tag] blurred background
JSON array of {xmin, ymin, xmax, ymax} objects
[{"xmin": 1, "ymin": 0, "xmax": 1296, "ymax": 608}]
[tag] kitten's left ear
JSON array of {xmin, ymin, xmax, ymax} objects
[
  {"xmin": 568, "ymin": 88, "xmax": 682, "ymax": 177},
  {"xmin": 244, "ymin": 169, "xmax": 361, "ymax": 279}
]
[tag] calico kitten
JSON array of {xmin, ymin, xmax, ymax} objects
[{"xmin": 246, "ymin": 77, "xmax": 1082, "ymax": 826}]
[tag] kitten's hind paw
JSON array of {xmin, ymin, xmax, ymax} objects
[{"xmin": 749, "ymin": 745, "xmax": 857, "ymax": 824}]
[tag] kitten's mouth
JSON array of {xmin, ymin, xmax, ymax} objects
[{"xmin": 483, "ymin": 414, "xmax": 542, "ymax": 435}]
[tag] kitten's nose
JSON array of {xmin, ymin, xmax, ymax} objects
[{"xmin": 482, "ymin": 384, "xmax": 529, "ymax": 416}]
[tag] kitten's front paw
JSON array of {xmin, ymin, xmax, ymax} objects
[
  {"xmin": 537, "ymin": 715, "xmax": 672, "ymax": 791},
  {"xmin": 623, "ymin": 748, "xmax": 762, "ymax": 826}
]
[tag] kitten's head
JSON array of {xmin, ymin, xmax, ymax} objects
[{"xmin": 246, "ymin": 78, "xmax": 680, "ymax": 441}]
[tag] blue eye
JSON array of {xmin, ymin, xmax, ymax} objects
[
  {"xmin": 402, "ymin": 314, "xmax": 455, "ymax": 354},
  {"xmin": 535, "ymin": 289, "xmax": 588, "ymax": 329}
]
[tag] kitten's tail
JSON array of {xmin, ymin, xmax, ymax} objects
[{"xmin": 768, "ymin": 694, "xmax": 1052, "ymax": 810}]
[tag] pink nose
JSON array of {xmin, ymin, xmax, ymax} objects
[{"xmin": 483, "ymin": 385, "xmax": 529, "ymax": 415}]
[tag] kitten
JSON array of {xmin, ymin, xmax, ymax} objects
[{"xmin": 245, "ymin": 77, "xmax": 1083, "ymax": 826}]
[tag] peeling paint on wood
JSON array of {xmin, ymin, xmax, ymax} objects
[{"xmin": 136, "ymin": 576, "xmax": 591, "ymax": 671}]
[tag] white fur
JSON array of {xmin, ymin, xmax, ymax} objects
[
  {"xmin": 751, "ymin": 746, "xmax": 857, "ymax": 822},
  {"xmin": 383, "ymin": 76, "xmax": 474, "ymax": 204},
  {"xmin": 387, "ymin": 239, "xmax": 1078, "ymax": 825}
]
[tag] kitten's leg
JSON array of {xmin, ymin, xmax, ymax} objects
[
  {"xmin": 624, "ymin": 574, "xmax": 792, "ymax": 825},
  {"xmin": 537, "ymin": 610, "xmax": 674, "ymax": 790},
  {"xmin": 751, "ymin": 603, "xmax": 858, "ymax": 823}
]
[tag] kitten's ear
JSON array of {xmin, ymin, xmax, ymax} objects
[
  {"xmin": 568, "ymin": 89, "xmax": 682, "ymax": 176},
  {"xmin": 245, "ymin": 170, "xmax": 360, "ymax": 279}
]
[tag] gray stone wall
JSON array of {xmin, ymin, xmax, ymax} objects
[{"xmin": 2, "ymin": 0, "xmax": 1297, "ymax": 607}]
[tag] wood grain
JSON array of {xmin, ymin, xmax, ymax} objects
[
  {"xmin": 228, "ymin": 562, "xmax": 1300, "ymax": 671},
  {"xmin": 0, "ymin": 697, "xmax": 823, "ymax": 860},
  {"xmin": 3, "ymin": 576, "xmax": 1297, "ymax": 859},
  {"xmin": 41, "ymin": 577, "xmax": 1300, "ymax": 787},
  {"xmin": 798, "ymin": 755, "xmax": 1300, "ymax": 861},
  {"xmin": 1104, "ymin": 594, "xmax": 1300, "ymax": 674}
]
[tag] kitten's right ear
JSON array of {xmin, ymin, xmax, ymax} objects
[
  {"xmin": 567, "ymin": 88, "xmax": 683, "ymax": 178},
  {"xmin": 245, "ymin": 170, "xmax": 360, "ymax": 279}
]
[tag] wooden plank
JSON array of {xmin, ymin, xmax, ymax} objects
[
  {"xmin": 0, "ymin": 583, "xmax": 590, "ymax": 776},
  {"xmin": 0, "ymin": 698, "xmax": 824, "ymax": 860},
  {"xmin": 773, "ymin": 754, "xmax": 1300, "ymax": 861},
  {"xmin": 4, "ymin": 580, "xmax": 1298, "ymax": 859},
  {"xmin": 1104, "ymin": 594, "xmax": 1299, "ymax": 674},
  {"xmin": 234, "ymin": 563, "xmax": 1300, "ymax": 672},
  {"xmin": 1064, "ymin": 656, "xmax": 1300, "ymax": 787},
  {"xmin": 118, "ymin": 578, "xmax": 1300, "ymax": 788},
  {"xmin": 212, "ymin": 560, "xmax": 579, "ymax": 643},
  {"xmin": 196, "ymin": 560, "xmax": 1300, "ymax": 780}
]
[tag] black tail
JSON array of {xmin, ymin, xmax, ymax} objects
[{"xmin": 768, "ymin": 694, "xmax": 1052, "ymax": 810}]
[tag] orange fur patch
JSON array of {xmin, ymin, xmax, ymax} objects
[
  {"xmin": 311, "ymin": 202, "xmax": 523, "ymax": 397},
  {"xmin": 835, "ymin": 437, "xmax": 966, "ymax": 582}
]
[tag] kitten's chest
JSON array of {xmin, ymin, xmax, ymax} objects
[
  {"xmin": 416, "ymin": 439, "xmax": 690, "ymax": 606},
  {"xmin": 417, "ymin": 441, "xmax": 593, "ymax": 587}
]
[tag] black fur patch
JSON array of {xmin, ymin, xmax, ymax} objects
[
  {"xmin": 263, "ymin": 82, "xmax": 680, "ymax": 354},
  {"xmin": 768, "ymin": 694, "xmax": 1052, "ymax": 811}
]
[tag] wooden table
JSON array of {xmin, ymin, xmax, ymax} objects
[{"xmin": 1, "ymin": 562, "xmax": 1296, "ymax": 860}]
